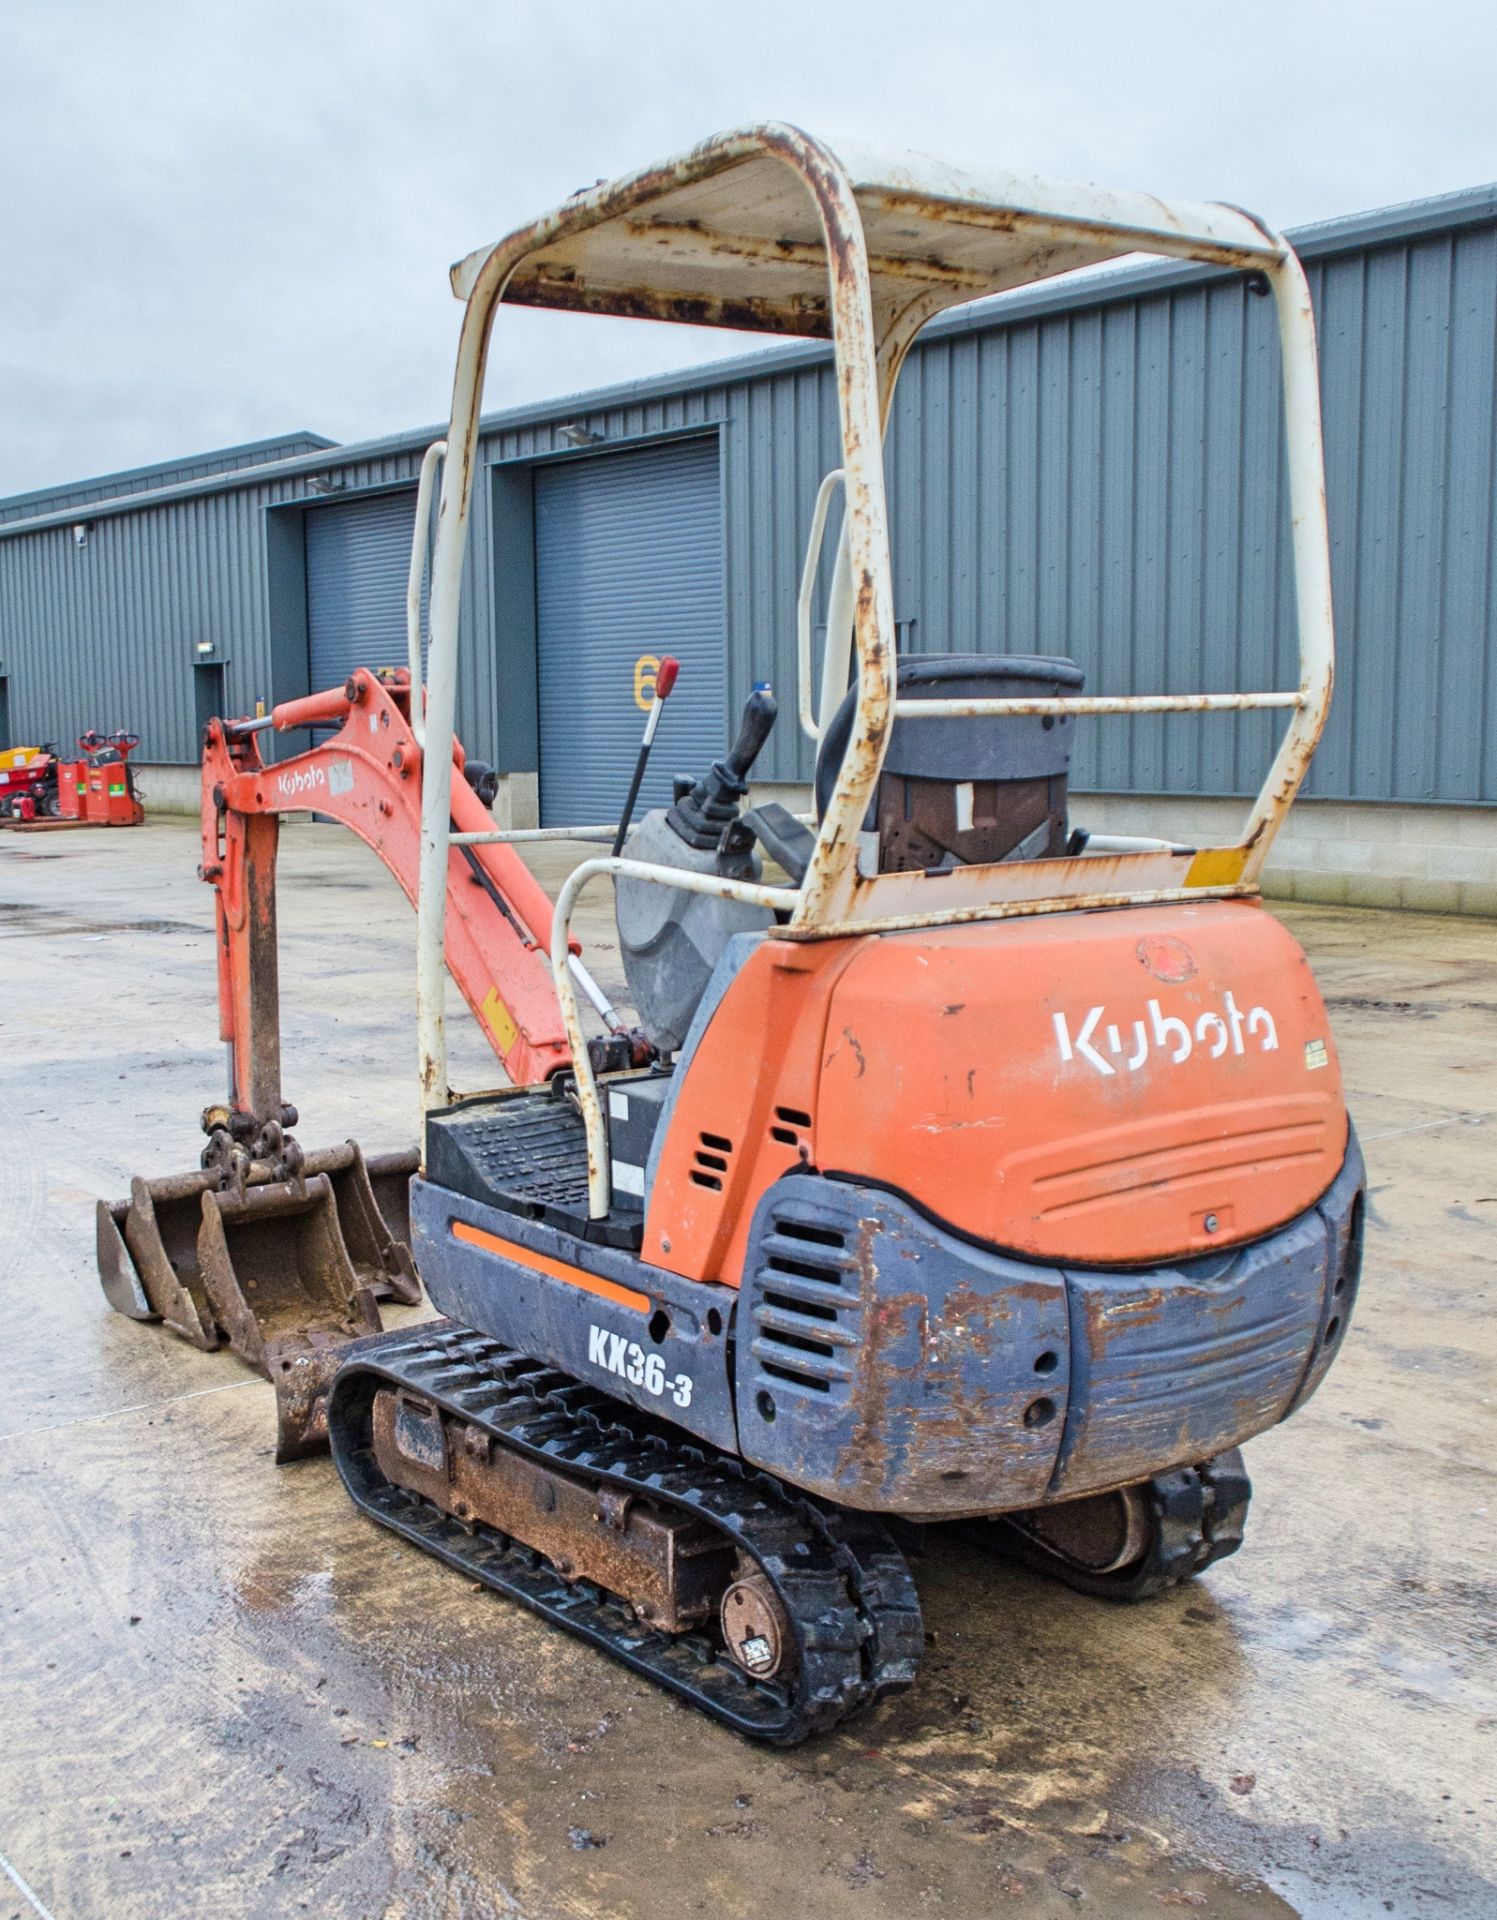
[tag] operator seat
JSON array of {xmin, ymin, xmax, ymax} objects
[{"xmin": 746, "ymin": 653, "xmax": 1084, "ymax": 881}]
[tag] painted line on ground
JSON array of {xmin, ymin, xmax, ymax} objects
[
  {"xmin": 0, "ymin": 1376, "xmax": 261, "ymax": 1446},
  {"xmin": 0, "ymin": 1846, "xmax": 61, "ymax": 1920},
  {"xmin": 1361, "ymin": 1111, "xmax": 1482, "ymax": 1144}
]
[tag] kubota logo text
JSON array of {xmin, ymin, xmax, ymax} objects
[
  {"xmin": 1053, "ymin": 992, "xmax": 1278, "ymax": 1077},
  {"xmin": 276, "ymin": 765, "xmax": 325, "ymax": 803}
]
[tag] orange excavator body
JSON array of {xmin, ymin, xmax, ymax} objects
[
  {"xmin": 645, "ymin": 899, "xmax": 1346, "ymax": 1287},
  {"xmin": 99, "ymin": 125, "xmax": 1368, "ymax": 1746}
]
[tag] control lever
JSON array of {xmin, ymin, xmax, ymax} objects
[
  {"xmin": 667, "ymin": 684, "xmax": 778, "ymax": 852},
  {"xmin": 737, "ymin": 802, "xmax": 815, "ymax": 884},
  {"xmin": 612, "ymin": 655, "xmax": 680, "ymax": 857}
]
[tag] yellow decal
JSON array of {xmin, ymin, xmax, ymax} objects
[
  {"xmin": 633, "ymin": 654, "xmax": 661, "ymax": 711},
  {"xmin": 480, "ymin": 986, "xmax": 518, "ymax": 1054},
  {"xmin": 1185, "ymin": 847, "xmax": 1248, "ymax": 889}
]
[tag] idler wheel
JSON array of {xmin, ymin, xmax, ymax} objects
[
  {"xmin": 1024, "ymin": 1484, "xmax": 1150, "ymax": 1574},
  {"xmin": 721, "ymin": 1571, "xmax": 793, "ymax": 1679}
]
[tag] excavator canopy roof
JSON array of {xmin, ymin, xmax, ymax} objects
[
  {"xmin": 418, "ymin": 124, "xmax": 1334, "ymax": 1125},
  {"xmin": 451, "ymin": 125, "xmax": 1286, "ymax": 340}
]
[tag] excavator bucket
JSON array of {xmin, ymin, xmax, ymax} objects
[
  {"xmin": 98, "ymin": 1141, "xmax": 422, "ymax": 1456},
  {"xmin": 96, "ymin": 1196, "xmax": 166, "ymax": 1325},
  {"xmin": 363, "ymin": 1148, "xmax": 417, "ymax": 1271},
  {"xmin": 197, "ymin": 1175, "xmax": 382, "ymax": 1460},
  {"xmin": 312, "ymin": 1144, "xmax": 421, "ymax": 1306},
  {"xmin": 110, "ymin": 1169, "xmax": 223, "ymax": 1348}
]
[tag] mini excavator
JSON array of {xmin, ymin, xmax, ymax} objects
[{"xmin": 106, "ymin": 128, "xmax": 1364, "ymax": 1744}]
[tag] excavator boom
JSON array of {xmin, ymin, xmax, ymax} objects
[
  {"xmin": 202, "ymin": 666, "xmax": 572, "ymax": 1123},
  {"xmin": 99, "ymin": 664, "xmax": 604, "ymax": 1457}
]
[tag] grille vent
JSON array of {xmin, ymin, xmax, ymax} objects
[
  {"xmin": 689, "ymin": 1130, "xmax": 733, "ymax": 1191},
  {"xmin": 770, "ymin": 1104, "xmax": 813, "ymax": 1150},
  {"xmin": 749, "ymin": 1211, "xmax": 860, "ymax": 1396}
]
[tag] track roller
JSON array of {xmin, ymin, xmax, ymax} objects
[{"xmin": 329, "ymin": 1321, "xmax": 924, "ymax": 1745}]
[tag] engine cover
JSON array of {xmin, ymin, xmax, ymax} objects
[
  {"xmin": 814, "ymin": 900, "xmax": 1349, "ymax": 1265},
  {"xmin": 642, "ymin": 899, "xmax": 1351, "ymax": 1284}
]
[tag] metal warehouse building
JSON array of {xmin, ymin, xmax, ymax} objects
[{"xmin": 2, "ymin": 184, "xmax": 1495, "ymax": 913}]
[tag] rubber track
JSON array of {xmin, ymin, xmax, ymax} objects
[
  {"xmin": 987, "ymin": 1449, "xmax": 1253, "ymax": 1602},
  {"xmin": 328, "ymin": 1321, "xmax": 923, "ymax": 1746}
]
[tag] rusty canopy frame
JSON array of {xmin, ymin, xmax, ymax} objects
[{"xmin": 413, "ymin": 126, "xmax": 1336, "ymax": 1192}]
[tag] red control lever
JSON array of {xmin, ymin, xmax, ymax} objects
[{"xmin": 613, "ymin": 656, "xmax": 683, "ymax": 856}]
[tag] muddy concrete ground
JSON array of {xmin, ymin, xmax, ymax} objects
[{"xmin": 1, "ymin": 818, "xmax": 1492, "ymax": 1920}]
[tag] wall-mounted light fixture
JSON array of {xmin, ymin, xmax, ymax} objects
[
  {"xmin": 72, "ymin": 523, "xmax": 90, "ymax": 549},
  {"xmin": 556, "ymin": 423, "xmax": 604, "ymax": 448}
]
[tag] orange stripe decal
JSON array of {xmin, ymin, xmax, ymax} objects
[{"xmin": 451, "ymin": 1218, "xmax": 650, "ymax": 1313}]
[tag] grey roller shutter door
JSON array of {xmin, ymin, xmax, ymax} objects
[
  {"xmin": 305, "ymin": 489, "xmax": 421, "ymax": 690},
  {"xmin": 535, "ymin": 437, "xmax": 724, "ymax": 827}
]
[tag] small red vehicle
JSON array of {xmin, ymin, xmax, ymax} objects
[
  {"xmin": 60, "ymin": 730, "xmax": 145, "ymax": 826},
  {"xmin": 0, "ymin": 745, "xmax": 60, "ymax": 821},
  {"xmin": 0, "ymin": 731, "xmax": 144, "ymax": 827}
]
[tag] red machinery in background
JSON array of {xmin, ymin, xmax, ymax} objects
[
  {"xmin": 0, "ymin": 730, "xmax": 145, "ymax": 828},
  {"xmin": 59, "ymin": 730, "xmax": 145, "ymax": 826},
  {"xmin": 0, "ymin": 745, "xmax": 60, "ymax": 820}
]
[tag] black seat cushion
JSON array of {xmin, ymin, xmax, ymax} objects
[{"xmin": 813, "ymin": 653, "xmax": 1084, "ymax": 822}]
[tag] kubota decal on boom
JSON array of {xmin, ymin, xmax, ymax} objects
[
  {"xmin": 1053, "ymin": 991, "xmax": 1279, "ymax": 1077},
  {"xmin": 275, "ymin": 764, "xmax": 326, "ymax": 803}
]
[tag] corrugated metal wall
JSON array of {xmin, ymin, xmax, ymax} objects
[
  {"xmin": 533, "ymin": 436, "xmax": 724, "ymax": 825},
  {"xmin": 305, "ymin": 488, "xmax": 423, "ymax": 688},
  {"xmin": 1, "ymin": 188, "xmax": 1493, "ymax": 804},
  {"xmin": 874, "ymin": 224, "xmax": 1497, "ymax": 805},
  {"xmin": 0, "ymin": 443, "xmax": 486, "ymax": 764},
  {"xmin": 0, "ymin": 433, "xmax": 334, "ymax": 526},
  {"xmin": 726, "ymin": 210, "xmax": 1497, "ymax": 802},
  {"xmin": 0, "ymin": 493, "xmax": 273, "ymax": 758}
]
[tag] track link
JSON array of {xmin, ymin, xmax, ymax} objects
[
  {"xmin": 328, "ymin": 1321, "xmax": 922, "ymax": 1745},
  {"xmin": 986, "ymin": 1450, "xmax": 1252, "ymax": 1602}
]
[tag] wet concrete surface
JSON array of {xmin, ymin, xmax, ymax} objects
[{"xmin": 1, "ymin": 818, "xmax": 1493, "ymax": 1919}]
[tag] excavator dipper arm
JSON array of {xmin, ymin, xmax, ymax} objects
[
  {"xmin": 200, "ymin": 667, "xmax": 574, "ymax": 1134},
  {"xmin": 98, "ymin": 667, "xmax": 578, "ymax": 1461}
]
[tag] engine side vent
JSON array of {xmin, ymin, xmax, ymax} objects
[
  {"xmin": 690, "ymin": 1130, "xmax": 733, "ymax": 1192},
  {"xmin": 748, "ymin": 1206, "xmax": 861, "ymax": 1398},
  {"xmin": 770, "ymin": 1104, "xmax": 813, "ymax": 1150}
]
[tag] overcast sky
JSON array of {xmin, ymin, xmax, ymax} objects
[{"xmin": 3, "ymin": 0, "xmax": 1494, "ymax": 498}]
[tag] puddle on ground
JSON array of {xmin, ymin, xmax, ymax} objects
[{"xmin": 0, "ymin": 901, "xmax": 207, "ymax": 938}]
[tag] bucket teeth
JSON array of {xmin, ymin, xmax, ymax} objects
[{"xmin": 99, "ymin": 1140, "xmax": 421, "ymax": 1455}]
